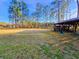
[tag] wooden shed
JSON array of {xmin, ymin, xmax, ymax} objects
[{"xmin": 54, "ymin": 18, "xmax": 79, "ymax": 32}]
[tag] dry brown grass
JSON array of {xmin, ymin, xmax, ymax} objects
[
  {"xmin": 0, "ymin": 29, "xmax": 27, "ymax": 35},
  {"xmin": 0, "ymin": 28, "xmax": 49, "ymax": 35}
]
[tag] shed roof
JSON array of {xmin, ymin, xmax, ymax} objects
[{"xmin": 55, "ymin": 18, "xmax": 79, "ymax": 24}]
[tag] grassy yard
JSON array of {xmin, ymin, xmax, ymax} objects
[{"xmin": 0, "ymin": 29, "xmax": 79, "ymax": 59}]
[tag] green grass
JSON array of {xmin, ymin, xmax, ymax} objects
[
  {"xmin": 0, "ymin": 45, "xmax": 41, "ymax": 59},
  {"xmin": 0, "ymin": 42, "xmax": 79, "ymax": 59},
  {"xmin": 0, "ymin": 30, "xmax": 79, "ymax": 59}
]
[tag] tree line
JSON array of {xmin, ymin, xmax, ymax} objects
[{"xmin": 8, "ymin": 0, "xmax": 78, "ymax": 28}]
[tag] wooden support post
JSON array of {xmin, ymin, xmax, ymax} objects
[{"xmin": 73, "ymin": 23, "xmax": 77, "ymax": 32}]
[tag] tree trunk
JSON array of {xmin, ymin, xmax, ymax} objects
[{"xmin": 77, "ymin": 0, "xmax": 79, "ymax": 18}]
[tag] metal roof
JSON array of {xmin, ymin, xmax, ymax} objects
[{"xmin": 55, "ymin": 18, "xmax": 79, "ymax": 24}]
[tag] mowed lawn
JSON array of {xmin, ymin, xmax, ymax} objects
[{"xmin": 0, "ymin": 29, "xmax": 79, "ymax": 59}]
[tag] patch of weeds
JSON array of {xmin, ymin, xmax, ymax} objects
[
  {"xmin": 53, "ymin": 48, "xmax": 64, "ymax": 59},
  {"xmin": 40, "ymin": 44, "xmax": 64, "ymax": 59},
  {"xmin": 40, "ymin": 43, "xmax": 79, "ymax": 59},
  {"xmin": 40, "ymin": 44, "xmax": 52, "ymax": 57},
  {"xmin": 63, "ymin": 43, "xmax": 79, "ymax": 59}
]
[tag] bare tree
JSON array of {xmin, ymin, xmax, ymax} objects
[{"xmin": 77, "ymin": 0, "xmax": 79, "ymax": 17}]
